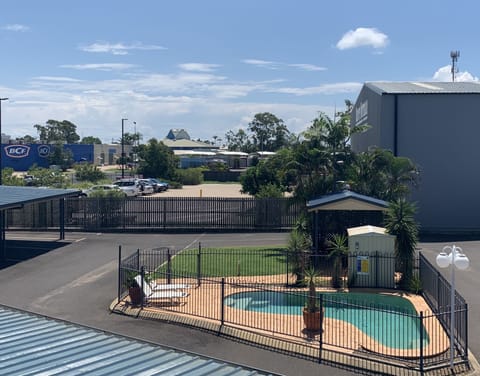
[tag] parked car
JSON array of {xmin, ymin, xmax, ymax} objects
[
  {"xmin": 137, "ymin": 179, "xmax": 155, "ymax": 195},
  {"xmin": 80, "ymin": 184, "xmax": 127, "ymax": 197},
  {"xmin": 113, "ymin": 179, "xmax": 141, "ymax": 197},
  {"xmin": 146, "ymin": 178, "xmax": 169, "ymax": 192}
]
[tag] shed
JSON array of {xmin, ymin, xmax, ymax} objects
[{"xmin": 347, "ymin": 225, "xmax": 396, "ymax": 288}]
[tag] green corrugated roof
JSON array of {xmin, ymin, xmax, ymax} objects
[{"xmin": 0, "ymin": 186, "xmax": 80, "ymax": 210}]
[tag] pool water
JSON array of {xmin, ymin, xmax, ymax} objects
[{"xmin": 224, "ymin": 291, "xmax": 429, "ymax": 350}]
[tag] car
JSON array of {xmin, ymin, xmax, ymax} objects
[
  {"xmin": 113, "ymin": 179, "xmax": 141, "ymax": 197},
  {"xmin": 137, "ymin": 179, "xmax": 155, "ymax": 195},
  {"xmin": 80, "ymin": 184, "xmax": 126, "ymax": 197},
  {"xmin": 146, "ymin": 178, "xmax": 169, "ymax": 192}
]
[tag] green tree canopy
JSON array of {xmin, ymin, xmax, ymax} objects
[
  {"xmin": 34, "ymin": 120, "xmax": 81, "ymax": 144},
  {"xmin": 137, "ymin": 138, "xmax": 178, "ymax": 180},
  {"xmin": 81, "ymin": 136, "xmax": 102, "ymax": 144}
]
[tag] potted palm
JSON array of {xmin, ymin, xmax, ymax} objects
[{"xmin": 302, "ymin": 268, "xmax": 322, "ymax": 332}]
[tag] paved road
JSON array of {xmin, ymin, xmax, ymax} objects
[
  {"xmin": 0, "ymin": 232, "xmax": 478, "ymax": 375},
  {"xmin": 0, "ymin": 232, "xmax": 355, "ymax": 376}
]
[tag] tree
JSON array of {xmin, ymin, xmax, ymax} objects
[
  {"xmin": 81, "ymin": 136, "xmax": 102, "ymax": 144},
  {"xmin": 47, "ymin": 144, "xmax": 74, "ymax": 171},
  {"xmin": 34, "ymin": 120, "xmax": 80, "ymax": 144},
  {"xmin": 120, "ymin": 132, "xmax": 141, "ymax": 146},
  {"xmin": 248, "ymin": 112, "xmax": 290, "ymax": 152},
  {"xmin": 384, "ymin": 199, "xmax": 419, "ymax": 290},
  {"xmin": 327, "ymin": 233, "xmax": 349, "ymax": 288},
  {"xmin": 137, "ymin": 138, "xmax": 178, "ymax": 180},
  {"xmin": 17, "ymin": 135, "xmax": 37, "ymax": 143},
  {"xmin": 225, "ymin": 129, "xmax": 253, "ymax": 152},
  {"xmin": 1, "ymin": 168, "xmax": 24, "ymax": 186},
  {"xmin": 286, "ymin": 228, "xmax": 312, "ymax": 285}
]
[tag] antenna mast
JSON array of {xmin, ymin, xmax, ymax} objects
[{"xmin": 450, "ymin": 50, "xmax": 460, "ymax": 82}]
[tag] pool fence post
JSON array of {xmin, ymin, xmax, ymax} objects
[
  {"xmin": 167, "ymin": 248, "xmax": 172, "ymax": 284},
  {"xmin": 221, "ymin": 278, "xmax": 225, "ymax": 325},
  {"xmin": 117, "ymin": 245, "xmax": 122, "ymax": 304},
  {"xmin": 319, "ymin": 294, "xmax": 323, "ymax": 363},
  {"xmin": 140, "ymin": 266, "xmax": 145, "ymax": 309},
  {"xmin": 419, "ymin": 311, "xmax": 424, "ymax": 375},
  {"xmin": 197, "ymin": 242, "xmax": 202, "ymax": 287}
]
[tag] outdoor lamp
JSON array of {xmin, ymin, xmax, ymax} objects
[{"xmin": 436, "ymin": 244, "xmax": 469, "ymax": 369}]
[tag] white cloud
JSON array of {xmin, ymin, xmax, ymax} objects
[
  {"xmin": 2, "ymin": 24, "xmax": 29, "ymax": 32},
  {"xmin": 32, "ymin": 76, "xmax": 83, "ymax": 82},
  {"xmin": 270, "ymin": 82, "xmax": 362, "ymax": 96},
  {"xmin": 432, "ymin": 65, "xmax": 479, "ymax": 82},
  {"xmin": 336, "ymin": 27, "xmax": 389, "ymax": 50},
  {"xmin": 60, "ymin": 63, "xmax": 136, "ymax": 71},
  {"xmin": 179, "ymin": 63, "xmax": 221, "ymax": 72},
  {"xmin": 243, "ymin": 59, "xmax": 279, "ymax": 69},
  {"xmin": 79, "ymin": 42, "xmax": 166, "ymax": 55},
  {"xmin": 288, "ymin": 63, "xmax": 326, "ymax": 71}
]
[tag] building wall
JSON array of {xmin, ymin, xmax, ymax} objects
[{"xmin": 351, "ymin": 86, "xmax": 480, "ymax": 233}]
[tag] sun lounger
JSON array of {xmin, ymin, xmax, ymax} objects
[{"xmin": 134, "ymin": 275, "xmax": 189, "ymax": 304}]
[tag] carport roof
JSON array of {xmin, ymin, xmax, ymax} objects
[
  {"xmin": 0, "ymin": 305, "xmax": 276, "ymax": 375},
  {"xmin": 0, "ymin": 186, "xmax": 80, "ymax": 210},
  {"xmin": 307, "ymin": 190, "xmax": 389, "ymax": 212}
]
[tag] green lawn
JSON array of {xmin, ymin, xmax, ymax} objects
[{"xmin": 158, "ymin": 246, "xmax": 287, "ymax": 277}]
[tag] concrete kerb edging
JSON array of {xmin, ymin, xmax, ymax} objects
[{"xmin": 109, "ymin": 298, "xmax": 480, "ymax": 375}]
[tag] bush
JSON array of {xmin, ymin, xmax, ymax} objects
[
  {"xmin": 74, "ymin": 164, "xmax": 106, "ymax": 182},
  {"xmin": 176, "ymin": 168, "xmax": 204, "ymax": 185}
]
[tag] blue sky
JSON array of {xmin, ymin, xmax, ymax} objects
[{"xmin": 1, "ymin": 0, "xmax": 478, "ymax": 144}]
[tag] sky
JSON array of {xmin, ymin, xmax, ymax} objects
[{"xmin": 1, "ymin": 0, "xmax": 479, "ymax": 145}]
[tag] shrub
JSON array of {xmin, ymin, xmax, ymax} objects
[
  {"xmin": 74, "ymin": 164, "xmax": 106, "ymax": 182},
  {"xmin": 176, "ymin": 168, "xmax": 204, "ymax": 185}
]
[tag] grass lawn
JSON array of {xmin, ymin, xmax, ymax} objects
[{"xmin": 157, "ymin": 246, "xmax": 287, "ymax": 277}]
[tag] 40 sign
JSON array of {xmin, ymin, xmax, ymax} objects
[{"xmin": 4, "ymin": 145, "xmax": 30, "ymax": 158}]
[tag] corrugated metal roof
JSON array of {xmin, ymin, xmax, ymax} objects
[
  {"xmin": 0, "ymin": 186, "xmax": 80, "ymax": 210},
  {"xmin": 307, "ymin": 190, "xmax": 388, "ymax": 211},
  {"xmin": 0, "ymin": 306, "xmax": 277, "ymax": 376},
  {"xmin": 365, "ymin": 81, "xmax": 480, "ymax": 95}
]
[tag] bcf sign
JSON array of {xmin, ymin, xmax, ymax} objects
[{"xmin": 5, "ymin": 145, "xmax": 30, "ymax": 158}]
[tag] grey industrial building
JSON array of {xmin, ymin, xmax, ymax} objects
[{"xmin": 350, "ymin": 81, "xmax": 480, "ymax": 234}]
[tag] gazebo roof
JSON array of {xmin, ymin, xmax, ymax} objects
[
  {"xmin": 0, "ymin": 186, "xmax": 80, "ymax": 211},
  {"xmin": 307, "ymin": 190, "xmax": 389, "ymax": 212}
]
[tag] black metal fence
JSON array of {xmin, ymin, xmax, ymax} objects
[
  {"xmin": 116, "ymin": 246, "xmax": 469, "ymax": 375},
  {"xmin": 6, "ymin": 197, "xmax": 302, "ymax": 232}
]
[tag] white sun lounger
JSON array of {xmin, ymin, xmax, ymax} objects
[
  {"xmin": 135, "ymin": 275, "xmax": 190, "ymax": 292},
  {"xmin": 135, "ymin": 275, "xmax": 189, "ymax": 304}
]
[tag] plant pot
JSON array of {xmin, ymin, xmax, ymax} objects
[
  {"xmin": 303, "ymin": 307, "xmax": 322, "ymax": 332},
  {"xmin": 129, "ymin": 286, "xmax": 143, "ymax": 306}
]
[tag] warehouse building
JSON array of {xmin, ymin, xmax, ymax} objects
[{"xmin": 351, "ymin": 81, "xmax": 480, "ymax": 234}]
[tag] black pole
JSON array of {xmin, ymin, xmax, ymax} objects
[
  {"xmin": 121, "ymin": 118, "xmax": 127, "ymax": 179},
  {"xmin": 0, "ymin": 97, "xmax": 9, "ymax": 185}
]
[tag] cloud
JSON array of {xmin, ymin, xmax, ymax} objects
[
  {"xmin": 32, "ymin": 76, "xmax": 83, "ymax": 82},
  {"xmin": 432, "ymin": 65, "xmax": 479, "ymax": 82},
  {"xmin": 178, "ymin": 63, "xmax": 221, "ymax": 72},
  {"xmin": 288, "ymin": 63, "xmax": 326, "ymax": 71},
  {"xmin": 2, "ymin": 24, "xmax": 29, "ymax": 32},
  {"xmin": 60, "ymin": 63, "xmax": 136, "ymax": 71},
  {"xmin": 336, "ymin": 27, "xmax": 389, "ymax": 50},
  {"xmin": 243, "ymin": 59, "xmax": 279, "ymax": 69},
  {"xmin": 79, "ymin": 42, "xmax": 166, "ymax": 55},
  {"xmin": 270, "ymin": 82, "xmax": 362, "ymax": 96}
]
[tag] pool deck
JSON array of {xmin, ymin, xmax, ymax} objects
[{"xmin": 111, "ymin": 275, "xmax": 457, "ymax": 369}]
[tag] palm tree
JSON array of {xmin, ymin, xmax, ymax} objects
[
  {"xmin": 384, "ymin": 199, "xmax": 419, "ymax": 290},
  {"xmin": 327, "ymin": 233, "xmax": 349, "ymax": 289},
  {"xmin": 286, "ymin": 229, "xmax": 312, "ymax": 285}
]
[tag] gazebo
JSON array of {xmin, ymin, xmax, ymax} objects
[{"xmin": 306, "ymin": 190, "xmax": 389, "ymax": 253}]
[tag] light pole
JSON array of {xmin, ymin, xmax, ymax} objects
[
  {"xmin": 436, "ymin": 245, "xmax": 469, "ymax": 369},
  {"xmin": 121, "ymin": 118, "xmax": 128, "ymax": 179},
  {"xmin": 0, "ymin": 97, "xmax": 9, "ymax": 185}
]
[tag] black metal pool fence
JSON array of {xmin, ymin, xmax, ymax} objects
[{"xmin": 116, "ymin": 246, "xmax": 469, "ymax": 375}]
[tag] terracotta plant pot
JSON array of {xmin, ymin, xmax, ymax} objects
[
  {"xmin": 129, "ymin": 286, "xmax": 143, "ymax": 306},
  {"xmin": 303, "ymin": 307, "xmax": 322, "ymax": 332}
]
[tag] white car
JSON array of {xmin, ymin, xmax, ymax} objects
[
  {"xmin": 113, "ymin": 179, "xmax": 141, "ymax": 197},
  {"xmin": 137, "ymin": 179, "xmax": 155, "ymax": 195},
  {"xmin": 80, "ymin": 184, "xmax": 126, "ymax": 197}
]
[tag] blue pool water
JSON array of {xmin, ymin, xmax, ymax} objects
[{"xmin": 224, "ymin": 291, "xmax": 429, "ymax": 350}]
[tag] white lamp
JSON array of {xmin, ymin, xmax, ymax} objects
[{"xmin": 436, "ymin": 245, "xmax": 469, "ymax": 369}]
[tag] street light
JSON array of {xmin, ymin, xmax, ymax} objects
[
  {"xmin": 0, "ymin": 97, "xmax": 9, "ymax": 185},
  {"xmin": 121, "ymin": 118, "xmax": 128, "ymax": 179},
  {"xmin": 436, "ymin": 245, "xmax": 469, "ymax": 369}
]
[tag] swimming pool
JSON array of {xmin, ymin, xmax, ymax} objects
[{"xmin": 224, "ymin": 291, "xmax": 429, "ymax": 350}]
